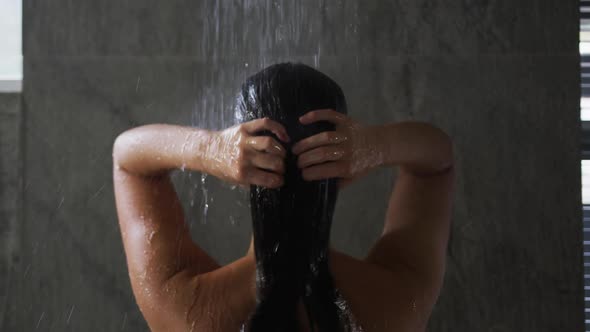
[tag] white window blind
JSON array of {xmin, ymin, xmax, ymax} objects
[
  {"xmin": 581, "ymin": 1, "xmax": 590, "ymax": 330},
  {"xmin": 0, "ymin": 0, "xmax": 22, "ymax": 92}
]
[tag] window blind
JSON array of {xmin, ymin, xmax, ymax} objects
[{"xmin": 581, "ymin": 1, "xmax": 590, "ymax": 330}]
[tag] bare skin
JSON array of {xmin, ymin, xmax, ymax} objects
[{"xmin": 113, "ymin": 110, "xmax": 455, "ymax": 331}]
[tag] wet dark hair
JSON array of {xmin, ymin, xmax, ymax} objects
[{"xmin": 235, "ymin": 63, "xmax": 351, "ymax": 332}]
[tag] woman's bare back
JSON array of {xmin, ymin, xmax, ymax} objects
[{"xmin": 183, "ymin": 248, "xmax": 432, "ymax": 332}]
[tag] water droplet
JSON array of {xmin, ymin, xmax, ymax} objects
[
  {"xmin": 147, "ymin": 230, "xmax": 156, "ymax": 243},
  {"xmin": 66, "ymin": 304, "xmax": 75, "ymax": 325},
  {"xmin": 203, "ymin": 203, "xmax": 209, "ymax": 223},
  {"xmin": 35, "ymin": 311, "xmax": 45, "ymax": 330},
  {"xmin": 201, "ymin": 174, "xmax": 209, "ymax": 224},
  {"xmin": 121, "ymin": 312, "xmax": 127, "ymax": 330}
]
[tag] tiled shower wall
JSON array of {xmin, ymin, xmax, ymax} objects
[
  {"xmin": 0, "ymin": 94, "xmax": 20, "ymax": 330},
  {"xmin": 1, "ymin": 1, "xmax": 582, "ymax": 331}
]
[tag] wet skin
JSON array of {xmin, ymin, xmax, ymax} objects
[{"xmin": 113, "ymin": 110, "xmax": 455, "ymax": 331}]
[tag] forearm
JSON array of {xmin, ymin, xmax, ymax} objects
[
  {"xmin": 370, "ymin": 122, "xmax": 454, "ymax": 176},
  {"xmin": 113, "ymin": 124, "xmax": 214, "ymax": 176}
]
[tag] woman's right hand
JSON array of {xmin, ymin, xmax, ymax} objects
[{"xmin": 204, "ymin": 118, "xmax": 291, "ymax": 188}]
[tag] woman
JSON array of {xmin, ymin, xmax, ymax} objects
[{"xmin": 113, "ymin": 63, "xmax": 455, "ymax": 331}]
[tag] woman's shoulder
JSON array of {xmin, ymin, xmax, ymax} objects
[{"xmin": 328, "ymin": 248, "xmax": 430, "ymax": 332}]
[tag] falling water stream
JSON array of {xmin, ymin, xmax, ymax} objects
[{"xmin": 177, "ymin": 1, "xmax": 361, "ymax": 236}]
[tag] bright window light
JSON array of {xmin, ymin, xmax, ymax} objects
[
  {"xmin": 582, "ymin": 160, "xmax": 590, "ymax": 204},
  {"xmin": 0, "ymin": 0, "xmax": 22, "ymax": 92}
]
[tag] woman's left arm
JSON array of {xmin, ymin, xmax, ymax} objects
[{"xmin": 112, "ymin": 120, "xmax": 288, "ymax": 330}]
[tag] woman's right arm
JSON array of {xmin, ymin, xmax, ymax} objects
[
  {"xmin": 363, "ymin": 122, "xmax": 455, "ymax": 297},
  {"xmin": 292, "ymin": 110, "xmax": 455, "ymax": 311}
]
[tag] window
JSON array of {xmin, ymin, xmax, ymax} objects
[
  {"xmin": 581, "ymin": 1, "xmax": 590, "ymax": 330},
  {"xmin": 0, "ymin": 0, "xmax": 21, "ymax": 92}
]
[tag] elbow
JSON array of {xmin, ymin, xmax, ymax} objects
[
  {"xmin": 112, "ymin": 130, "xmax": 134, "ymax": 170},
  {"xmin": 426, "ymin": 124, "xmax": 454, "ymax": 172},
  {"xmin": 439, "ymin": 130, "xmax": 454, "ymax": 171},
  {"xmin": 112, "ymin": 133, "xmax": 125, "ymax": 168}
]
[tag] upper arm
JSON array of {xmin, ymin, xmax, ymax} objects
[
  {"xmin": 366, "ymin": 165, "xmax": 455, "ymax": 298},
  {"xmin": 113, "ymin": 166, "xmax": 220, "ymax": 328}
]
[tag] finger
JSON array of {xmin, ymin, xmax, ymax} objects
[
  {"xmin": 245, "ymin": 168, "xmax": 283, "ymax": 188},
  {"xmin": 249, "ymin": 151, "xmax": 285, "ymax": 174},
  {"xmin": 299, "ymin": 109, "xmax": 347, "ymax": 125},
  {"xmin": 245, "ymin": 136, "xmax": 287, "ymax": 158},
  {"xmin": 243, "ymin": 118, "xmax": 290, "ymax": 142},
  {"xmin": 297, "ymin": 146, "xmax": 346, "ymax": 169},
  {"xmin": 301, "ymin": 161, "xmax": 350, "ymax": 181},
  {"xmin": 292, "ymin": 131, "xmax": 347, "ymax": 155}
]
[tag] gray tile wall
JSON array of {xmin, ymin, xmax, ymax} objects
[
  {"xmin": 2, "ymin": 1, "xmax": 581, "ymax": 331},
  {"xmin": 0, "ymin": 94, "xmax": 21, "ymax": 330}
]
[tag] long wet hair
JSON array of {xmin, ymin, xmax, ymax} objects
[{"xmin": 235, "ymin": 63, "xmax": 352, "ymax": 332}]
